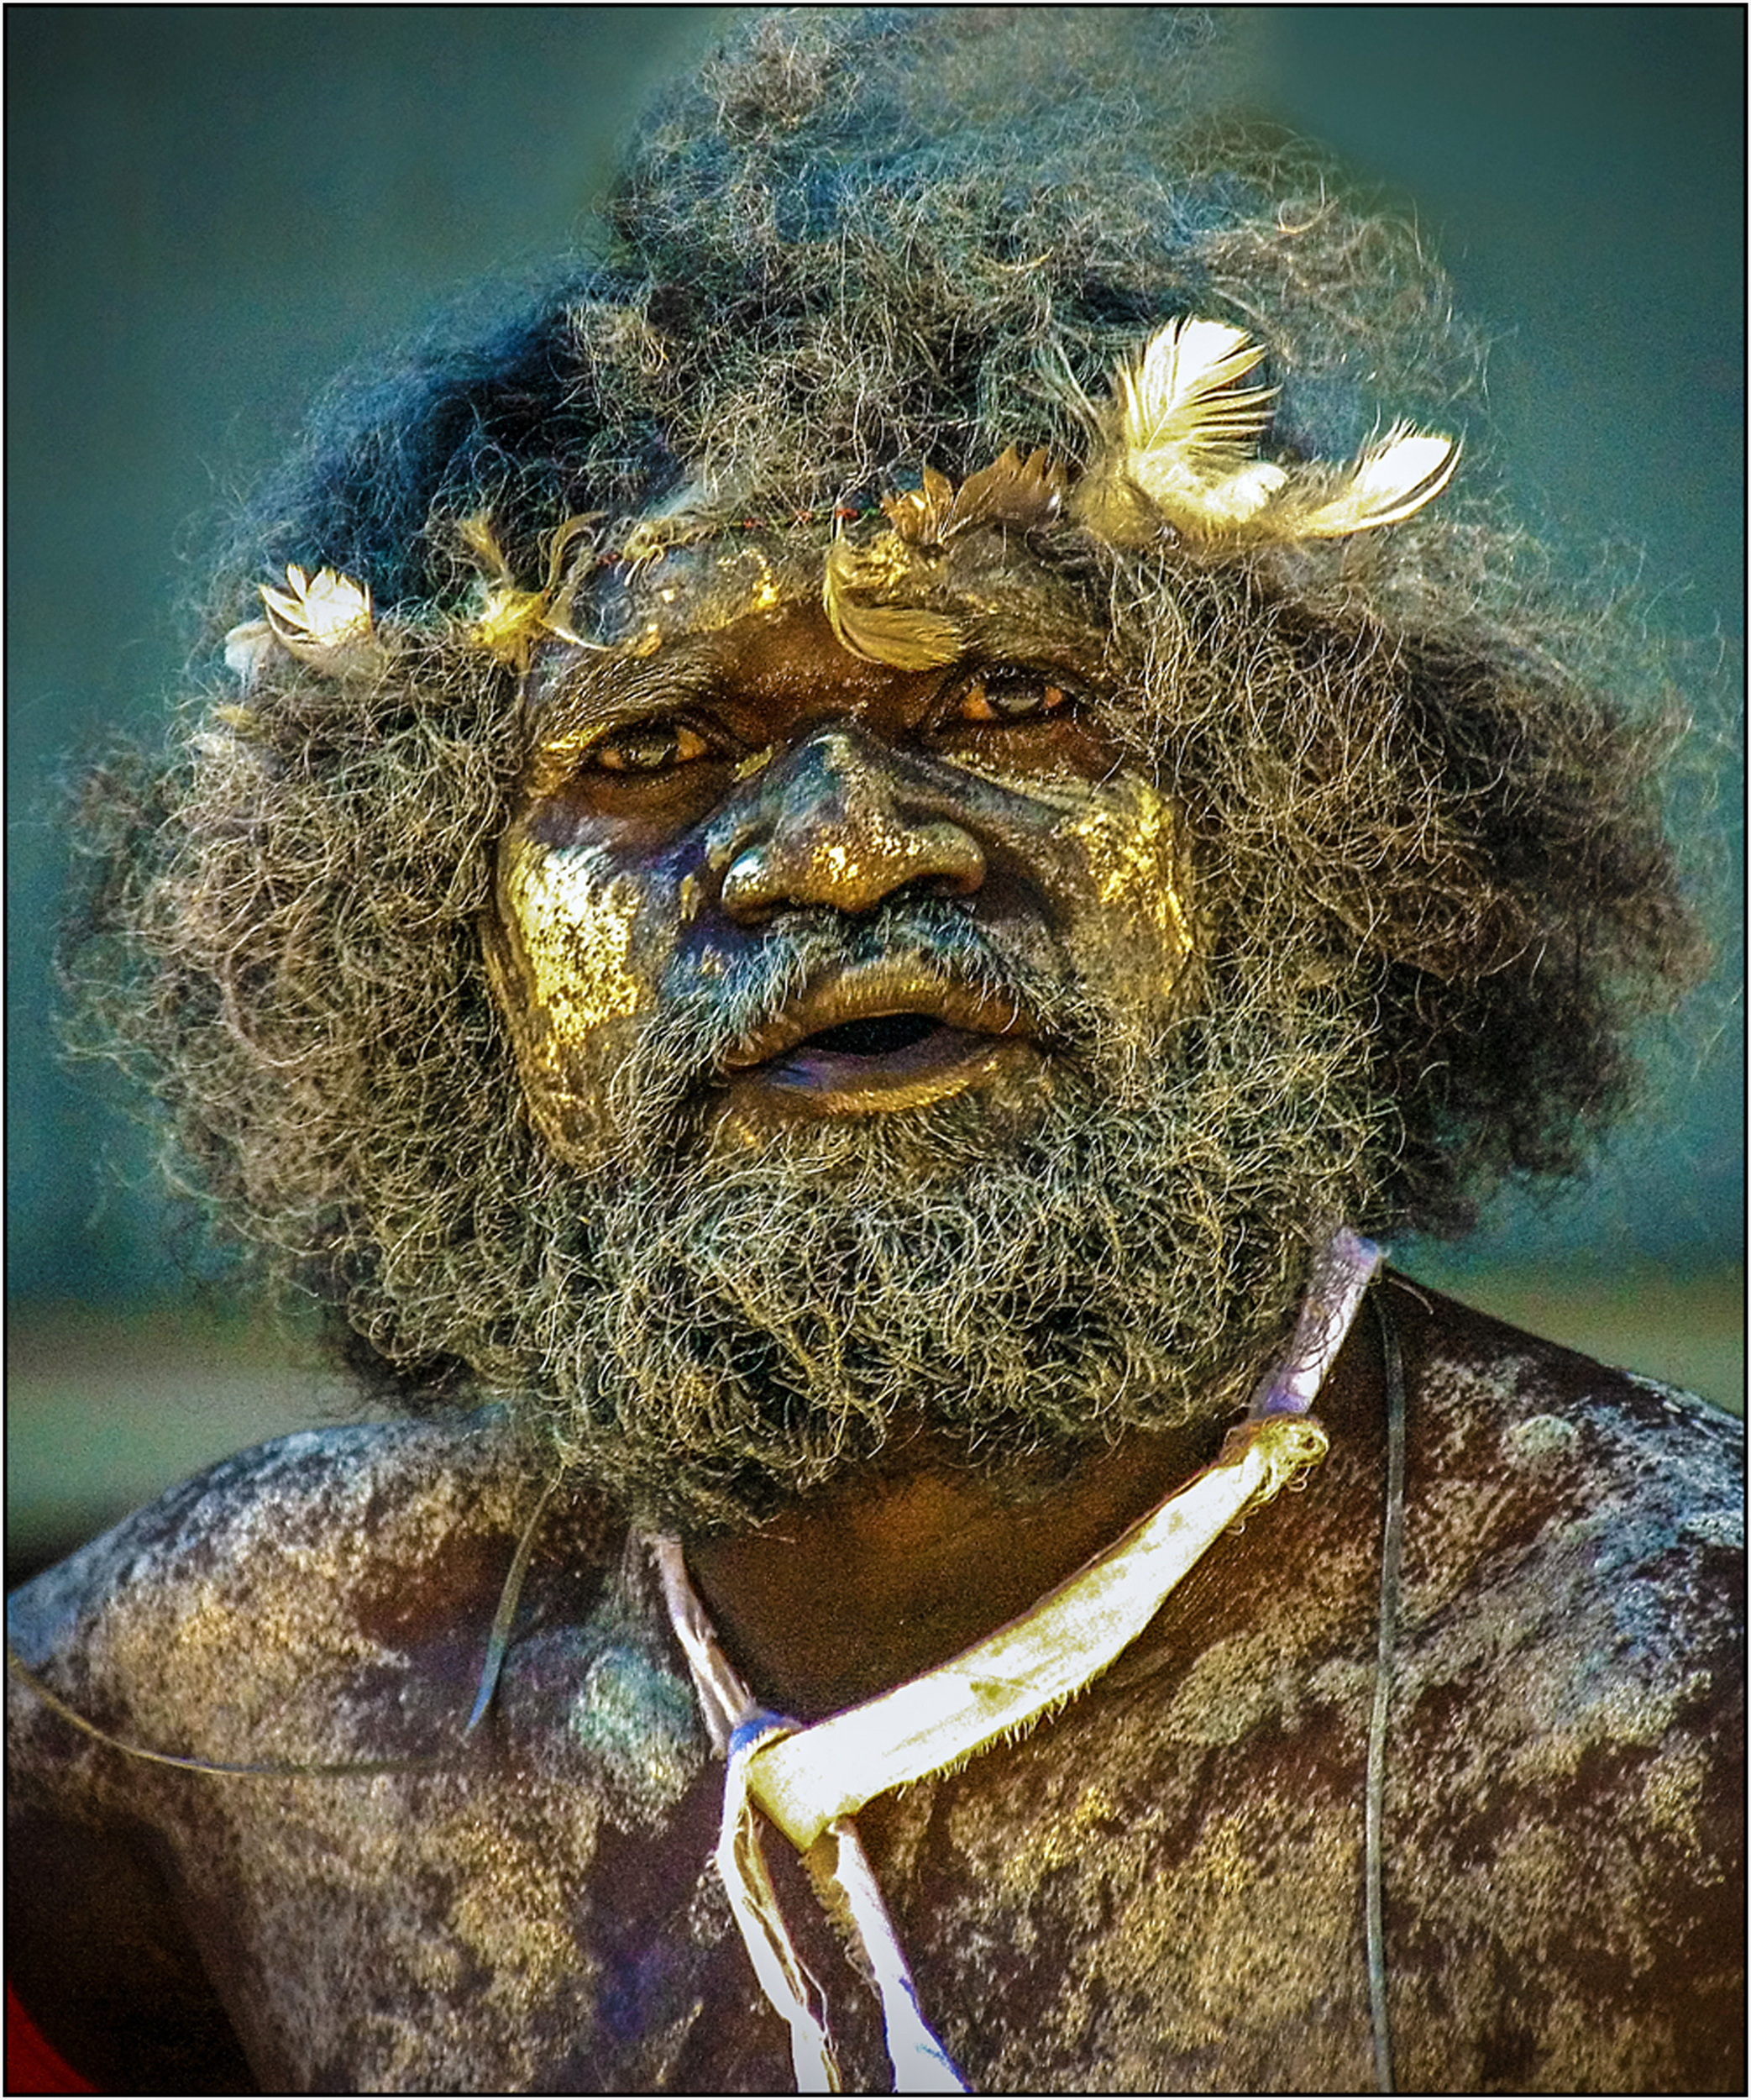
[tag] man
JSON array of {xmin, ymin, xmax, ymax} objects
[{"xmin": 8, "ymin": 11, "xmax": 1741, "ymax": 2092}]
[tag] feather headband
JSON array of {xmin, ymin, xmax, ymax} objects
[
  {"xmin": 1071, "ymin": 316, "xmax": 1460, "ymax": 548},
  {"xmin": 820, "ymin": 318, "xmax": 1458, "ymax": 668},
  {"xmin": 222, "ymin": 318, "xmax": 1458, "ymax": 687}
]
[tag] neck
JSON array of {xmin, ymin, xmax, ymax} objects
[
  {"xmin": 681, "ymin": 1243, "xmax": 1387, "ymax": 1727},
  {"xmin": 681, "ymin": 1411, "xmax": 1229, "ymax": 1724}
]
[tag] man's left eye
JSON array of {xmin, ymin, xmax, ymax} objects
[
  {"xmin": 587, "ymin": 721, "xmax": 710, "ymax": 774},
  {"xmin": 952, "ymin": 674, "xmax": 1072, "ymax": 724}
]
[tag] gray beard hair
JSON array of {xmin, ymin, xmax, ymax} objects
[{"xmin": 518, "ymin": 903, "xmax": 1381, "ymax": 1535}]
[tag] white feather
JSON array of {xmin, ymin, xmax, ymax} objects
[
  {"xmin": 1119, "ymin": 318, "xmax": 1277, "ymax": 467},
  {"xmin": 1075, "ymin": 314, "xmax": 1461, "ymax": 546},
  {"xmin": 1288, "ymin": 423, "xmax": 1461, "ymax": 538},
  {"xmin": 223, "ymin": 618, "xmax": 275, "ymax": 690},
  {"xmin": 259, "ymin": 564, "xmax": 384, "ymax": 674}
]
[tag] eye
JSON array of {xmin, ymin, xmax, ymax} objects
[
  {"xmin": 952, "ymin": 671, "xmax": 1074, "ymax": 725},
  {"xmin": 585, "ymin": 719, "xmax": 710, "ymax": 774}
]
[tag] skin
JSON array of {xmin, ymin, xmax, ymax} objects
[
  {"xmin": 483, "ymin": 595, "xmax": 1190, "ymax": 1171},
  {"xmin": 7, "ymin": 598, "xmax": 1743, "ymax": 2091}
]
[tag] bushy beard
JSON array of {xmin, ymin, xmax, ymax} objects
[{"xmin": 513, "ymin": 899, "xmax": 1382, "ymax": 1535}]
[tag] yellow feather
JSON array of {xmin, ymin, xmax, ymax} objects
[
  {"xmin": 453, "ymin": 512, "xmax": 516, "ymax": 584},
  {"xmin": 472, "ymin": 587, "xmax": 551, "ymax": 667},
  {"xmin": 458, "ymin": 514, "xmax": 602, "ymax": 666},
  {"xmin": 821, "ymin": 538, "xmax": 961, "ymax": 669}
]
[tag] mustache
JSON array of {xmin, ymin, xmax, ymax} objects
[{"xmin": 602, "ymin": 899, "xmax": 1105, "ymax": 1153}]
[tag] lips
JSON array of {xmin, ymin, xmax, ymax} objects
[{"xmin": 720, "ymin": 960, "xmax": 1035, "ymax": 1113}]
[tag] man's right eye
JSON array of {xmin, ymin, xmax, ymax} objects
[{"xmin": 585, "ymin": 720, "xmax": 710, "ymax": 774}]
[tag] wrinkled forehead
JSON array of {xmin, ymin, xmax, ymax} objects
[{"xmin": 528, "ymin": 520, "xmax": 1114, "ymax": 699}]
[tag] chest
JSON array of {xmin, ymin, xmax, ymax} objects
[{"xmin": 160, "ymin": 1671, "xmax": 1384, "ymax": 2092}]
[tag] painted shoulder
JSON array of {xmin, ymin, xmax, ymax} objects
[
  {"xmin": 1387, "ymin": 1282, "xmax": 1742, "ymax": 1811},
  {"xmin": 1386, "ymin": 1285, "xmax": 1743, "ymax": 2089},
  {"xmin": 1397, "ymin": 1280, "xmax": 1742, "ymax": 1635},
  {"xmin": 7, "ymin": 1411, "xmax": 626, "ymax": 1793},
  {"xmin": 885, "ymin": 1290, "xmax": 1743, "ymax": 2093},
  {"xmin": 5, "ymin": 1417, "xmax": 723, "ymax": 2091}
]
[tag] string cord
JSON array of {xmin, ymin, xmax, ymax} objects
[
  {"xmin": 14, "ymin": 1271, "xmax": 1394, "ymax": 2098},
  {"xmin": 1366, "ymin": 1285, "xmax": 1407, "ymax": 2094},
  {"xmin": 6, "ymin": 1473, "xmax": 561, "ymax": 1781}
]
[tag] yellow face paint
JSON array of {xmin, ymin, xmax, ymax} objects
[
  {"xmin": 485, "ymin": 830, "xmax": 661, "ymax": 1163},
  {"xmin": 946, "ymin": 753, "xmax": 1193, "ymax": 1004},
  {"xmin": 731, "ymin": 744, "xmax": 776, "ymax": 783},
  {"xmin": 1053, "ymin": 778, "xmax": 1193, "ymax": 974},
  {"xmin": 490, "ymin": 572, "xmax": 1200, "ymax": 1160},
  {"xmin": 496, "ymin": 832, "xmax": 648, "ymax": 1043}
]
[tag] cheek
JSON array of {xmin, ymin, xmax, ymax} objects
[
  {"xmin": 954, "ymin": 755, "xmax": 1193, "ymax": 993},
  {"xmin": 1053, "ymin": 779, "xmax": 1193, "ymax": 984},
  {"xmin": 486, "ymin": 833, "xmax": 675, "ymax": 1165},
  {"xmin": 496, "ymin": 832, "xmax": 653, "ymax": 1045}
]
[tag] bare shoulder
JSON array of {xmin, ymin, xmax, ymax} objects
[
  {"xmin": 1393, "ymin": 1278, "xmax": 1742, "ymax": 1689},
  {"xmin": 1401, "ymin": 1273, "xmax": 1742, "ymax": 1480},
  {"xmin": 4, "ymin": 1412, "xmax": 647, "ymax": 2091},
  {"xmin": 1387, "ymin": 1281, "xmax": 1744, "ymax": 2087},
  {"xmin": 916, "ymin": 1285, "xmax": 1743, "ymax": 2093},
  {"xmin": 8, "ymin": 1410, "xmax": 621, "ymax": 1792}
]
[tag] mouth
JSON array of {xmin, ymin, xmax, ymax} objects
[{"xmin": 719, "ymin": 961, "xmax": 1035, "ymax": 1115}]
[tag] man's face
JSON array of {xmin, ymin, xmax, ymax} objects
[
  {"xmin": 478, "ymin": 582, "xmax": 1359, "ymax": 1530},
  {"xmin": 485, "ymin": 597, "xmax": 1193, "ymax": 1167}
]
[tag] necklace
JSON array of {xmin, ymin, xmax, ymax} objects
[
  {"xmin": 651, "ymin": 1226, "xmax": 1382, "ymax": 2092},
  {"xmin": 8, "ymin": 1231, "xmax": 1392, "ymax": 2091}
]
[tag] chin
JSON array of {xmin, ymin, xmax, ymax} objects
[{"xmin": 534, "ymin": 1051, "xmax": 1359, "ymax": 1531}]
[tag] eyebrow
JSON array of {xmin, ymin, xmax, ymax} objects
[
  {"xmin": 518, "ymin": 582, "xmax": 1108, "ymax": 785},
  {"xmin": 524, "ymin": 638, "xmax": 727, "ymax": 760}
]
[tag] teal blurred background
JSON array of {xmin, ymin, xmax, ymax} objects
[{"xmin": 8, "ymin": 7, "xmax": 1743, "ymax": 1574}]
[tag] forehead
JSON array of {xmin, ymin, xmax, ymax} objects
[
  {"xmin": 525, "ymin": 554, "xmax": 1112, "ymax": 738},
  {"xmin": 682, "ymin": 602, "xmax": 947, "ymax": 706},
  {"xmin": 522, "ymin": 601, "xmax": 936, "ymax": 743}
]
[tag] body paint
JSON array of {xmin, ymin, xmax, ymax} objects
[
  {"xmin": 946, "ymin": 753, "xmax": 1193, "ymax": 993},
  {"xmin": 497, "ymin": 834, "xmax": 649, "ymax": 1042},
  {"xmin": 487, "ymin": 832, "xmax": 666, "ymax": 1161}
]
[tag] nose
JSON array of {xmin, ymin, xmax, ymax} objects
[{"xmin": 717, "ymin": 727, "xmax": 986, "ymax": 923}]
